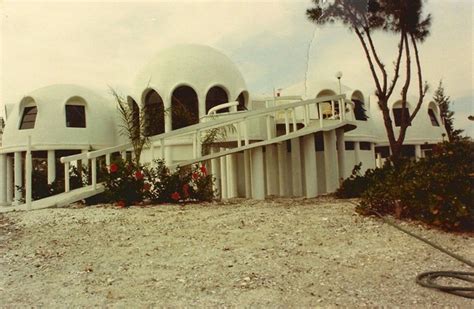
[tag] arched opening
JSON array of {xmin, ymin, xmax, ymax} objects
[
  {"xmin": 236, "ymin": 91, "xmax": 248, "ymax": 111},
  {"xmin": 316, "ymin": 89, "xmax": 337, "ymax": 119},
  {"xmin": 351, "ymin": 91, "xmax": 368, "ymax": 121},
  {"xmin": 392, "ymin": 101, "xmax": 411, "ymax": 127},
  {"xmin": 65, "ymin": 96, "xmax": 87, "ymax": 128},
  {"xmin": 172, "ymin": 86, "xmax": 199, "ymax": 130},
  {"xmin": 143, "ymin": 90, "xmax": 165, "ymax": 136},
  {"xmin": 427, "ymin": 102, "xmax": 440, "ymax": 126},
  {"xmin": 19, "ymin": 97, "xmax": 38, "ymax": 130},
  {"xmin": 206, "ymin": 86, "xmax": 229, "ymax": 114},
  {"xmin": 127, "ymin": 97, "xmax": 141, "ymax": 139}
]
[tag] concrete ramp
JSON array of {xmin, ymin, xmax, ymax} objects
[{"xmin": 0, "ymin": 184, "xmax": 104, "ymax": 213}]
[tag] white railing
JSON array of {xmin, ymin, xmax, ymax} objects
[{"xmin": 57, "ymin": 94, "xmax": 350, "ymax": 195}]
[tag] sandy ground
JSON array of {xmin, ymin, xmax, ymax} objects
[{"xmin": 0, "ymin": 197, "xmax": 473, "ymax": 307}]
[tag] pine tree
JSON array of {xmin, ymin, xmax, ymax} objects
[{"xmin": 433, "ymin": 81, "xmax": 462, "ymax": 141}]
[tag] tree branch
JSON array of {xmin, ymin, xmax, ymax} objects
[
  {"xmin": 365, "ymin": 27, "xmax": 388, "ymax": 94},
  {"xmin": 354, "ymin": 27, "xmax": 383, "ymax": 97},
  {"xmin": 397, "ymin": 33, "xmax": 411, "ymax": 145},
  {"xmin": 387, "ymin": 31, "xmax": 405, "ymax": 99},
  {"xmin": 409, "ymin": 34, "xmax": 427, "ymax": 122}
]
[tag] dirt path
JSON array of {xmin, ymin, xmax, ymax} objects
[{"xmin": 1, "ymin": 197, "xmax": 472, "ymax": 307}]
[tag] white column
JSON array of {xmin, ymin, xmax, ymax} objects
[
  {"xmin": 25, "ymin": 137, "xmax": 32, "ymax": 209},
  {"xmin": 302, "ymin": 134, "xmax": 318, "ymax": 198},
  {"xmin": 291, "ymin": 137, "xmax": 303, "ymax": 196},
  {"xmin": 415, "ymin": 144, "xmax": 422, "ymax": 161},
  {"xmin": 227, "ymin": 153, "xmax": 238, "ymax": 198},
  {"xmin": 220, "ymin": 152, "xmax": 228, "ymax": 199},
  {"xmin": 164, "ymin": 96, "xmax": 172, "ymax": 133},
  {"xmin": 47, "ymin": 150, "xmax": 56, "ymax": 184},
  {"xmin": 250, "ymin": 147, "xmax": 265, "ymax": 200},
  {"xmin": 6, "ymin": 157, "xmax": 13, "ymax": 203},
  {"xmin": 277, "ymin": 142, "xmax": 289, "ymax": 196},
  {"xmin": 336, "ymin": 129, "xmax": 346, "ymax": 181},
  {"xmin": 354, "ymin": 141, "xmax": 361, "ymax": 165},
  {"xmin": 0, "ymin": 154, "xmax": 7, "ymax": 205},
  {"xmin": 244, "ymin": 150, "xmax": 252, "ymax": 198},
  {"xmin": 265, "ymin": 144, "xmax": 279, "ymax": 196},
  {"xmin": 14, "ymin": 152, "xmax": 22, "ymax": 204},
  {"xmin": 323, "ymin": 130, "xmax": 339, "ymax": 193},
  {"xmin": 376, "ymin": 153, "xmax": 382, "ymax": 168}
]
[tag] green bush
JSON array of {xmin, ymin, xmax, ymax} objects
[{"xmin": 354, "ymin": 140, "xmax": 473, "ymax": 232}]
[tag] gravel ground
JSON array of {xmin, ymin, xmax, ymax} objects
[{"xmin": 1, "ymin": 197, "xmax": 473, "ymax": 307}]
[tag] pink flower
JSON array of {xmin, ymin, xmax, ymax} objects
[
  {"xmin": 109, "ymin": 163, "xmax": 118, "ymax": 173},
  {"xmin": 200, "ymin": 165, "xmax": 207, "ymax": 175},
  {"xmin": 171, "ymin": 192, "xmax": 180, "ymax": 201},
  {"xmin": 192, "ymin": 172, "xmax": 200, "ymax": 180},
  {"xmin": 116, "ymin": 200, "xmax": 126, "ymax": 208},
  {"xmin": 134, "ymin": 171, "xmax": 144, "ymax": 180},
  {"xmin": 143, "ymin": 183, "xmax": 151, "ymax": 192}
]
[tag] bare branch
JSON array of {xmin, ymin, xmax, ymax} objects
[
  {"xmin": 387, "ymin": 31, "xmax": 405, "ymax": 99},
  {"xmin": 409, "ymin": 34, "xmax": 427, "ymax": 122}
]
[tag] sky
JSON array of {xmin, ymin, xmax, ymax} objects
[{"xmin": 1, "ymin": 0, "xmax": 472, "ymax": 135}]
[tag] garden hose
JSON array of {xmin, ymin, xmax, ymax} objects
[{"xmin": 349, "ymin": 201, "xmax": 474, "ymax": 299}]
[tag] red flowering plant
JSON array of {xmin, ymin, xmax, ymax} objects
[
  {"xmin": 101, "ymin": 157, "xmax": 149, "ymax": 207},
  {"xmin": 145, "ymin": 160, "xmax": 215, "ymax": 204}
]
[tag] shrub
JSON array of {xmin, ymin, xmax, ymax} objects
[
  {"xmin": 355, "ymin": 140, "xmax": 473, "ymax": 232},
  {"xmin": 145, "ymin": 160, "xmax": 214, "ymax": 204}
]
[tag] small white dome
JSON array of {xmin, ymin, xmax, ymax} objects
[
  {"xmin": 132, "ymin": 44, "xmax": 248, "ymax": 108},
  {"xmin": 2, "ymin": 84, "xmax": 117, "ymax": 150}
]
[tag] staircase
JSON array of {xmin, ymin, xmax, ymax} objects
[{"xmin": 5, "ymin": 94, "xmax": 355, "ymax": 212}]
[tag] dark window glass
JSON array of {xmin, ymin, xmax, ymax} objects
[
  {"xmin": 144, "ymin": 91, "xmax": 165, "ymax": 136},
  {"xmin": 314, "ymin": 132, "xmax": 324, "ymax": 152},
  {"xmin": 345, "ymin": 141, "xmax": 355, "ymax": 150},
  {"xmin": 206, "ymin": 87, "xmax": 229, "ymax": 114},
  {"xmin": 236, "ymin": 92, "xmax": 247, "ymax": 111},
  {"xmin": 428, "ymin": 109, "xmax": 440, "ymax": 126},
  {"xmin": 421, "ymin": 144, "xmax": 433, "ymax": 150},
  {"xmin": 353, "ymin": 100, "xmax": 368, "ymax": 121},
  {"xmin": 360, "ymin": 142, "xmax": 372, "ymax": 151},
  {"xmin": 393, "ymin": 107, "xmax": 411, "ymax": 127},
  {"xmin": 20, "ymin": 106, "xmax": 38, "ymax": 130},
  {"xmin": 401, "ymin": 145, "xmax": 415, "ymax": 158},
  {"xmin": 66, "ymin": 105, "xmax": 86, "ymax": 128},
  {"xmin": 375, "ymin": 146, "xmax": 390, "ymax": 158},
  {"xmin": 172, "ymin": 86, "xmax": 199, "ymax": 130}
]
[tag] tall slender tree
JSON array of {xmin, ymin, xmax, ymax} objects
[
  {"xmin": 433, "ymin": 81, "xmax": 463, "ymax": 141},
  {"xmin": 307, "ymin": 0, "xmax": 432, "ymax": 160}
]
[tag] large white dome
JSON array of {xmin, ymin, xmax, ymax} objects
[
  {"xmin": 132, "ymin": 44, "xmax": 248, "ymax": 111},
  {"xmin": 2, "ymin": 84, "xmax": 117, "ymax": 151}
]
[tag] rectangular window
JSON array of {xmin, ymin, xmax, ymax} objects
[
  {"xmin": 428, "ymin": 109, "xmax": 440, "ymax": 126},
  {"xmin": 375, "ymin": 146, "xmax": 390, "ymax": 159},
  {"xmin": 393, "ymin": 108, "xmax": 411, "ymax": 127},
  {"xmin": 314, "ymin": 133, "xmax": 324, "ymax": 152},
  {"xmin": 360, "ymin": 142, "xmax": 372, "ymax": 151},
  {"xmin": 345, "ymin": 141, "xmax": 355, "ymax": 150},
  {"xmin": 66, "ymin": 105, "xmax": 86, "ymax": 128},
  {"xmin": 20, "ymin": 106, "xmax": 38, "ymax": 130}
]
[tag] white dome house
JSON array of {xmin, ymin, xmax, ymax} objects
[{"xmin": 0, "ymin": 84, "xmax": 117, "ymax": 205}]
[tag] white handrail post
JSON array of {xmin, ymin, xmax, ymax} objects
[
  {"xmin": 339, "ymin": 99, "xmax": 343, "ymax": 123},
  {"xmin": 64, "ymin": 162, "xmax": 70, "ymax": 193},
  {"xmin": 318, "ymin": 103, "xmax": 323, "ymax": 127},
  {"xmin": 236, "ymin": 122, "xmax": 242, "ymax": 147},
  {"xmin": 303, "ymin": 105, "xmax": 309, "ymax": 126},
  {"xmin": 331, "ymin": 100, "xmax": 336, "ymax": 118},
  {"xmin": 266, "ymin": 115, "xmax": 272, "ymax": 140},
  {"xmin": 25, "ymin": 136, "xmax": 32, "ymax": 210},
  {"xmin": 341, "ymin": 98, "xmax": 346, "ymax": 120},
  {"xmin": 91, "ymin": 158, "xmax": 97, "ymax": 189},
  {"xmin": 284, "ymin": 110, "xmax": 290, "ymax": 135},
  {"xmin": 192, "ymin": 132, "xmax": 197, "ymax": 158},
  {"xmin": 243, "ymin": 118, "xmax": 249, "ymax": 145},
  {"xmin": 160, "ymin": 138, "xmax": 165, "ymax": 161},
  {"xmin": 196, "ymin": 130, "xmax": 202, "ymax": 157},
  {"xmin": 291, "ymin": 108, "xmax": 297, "ymax": 132},
  {"xmin": 105, "ymin": 153, "xmax": 111, "ymax": 171}
]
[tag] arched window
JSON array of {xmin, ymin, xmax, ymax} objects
[
  {"xmin": 316, "ymin": 89, "xmax": 337, "ymax": 119},
  {"xmin": 351, "ymin": 91, "xmax": 368, "ymax": 121},
  {"xmin": 127, "ymin": 97, "xmax": 140, "ymax": 139},
  {"xmin": 65, "ymin": 97, "xmax": 86, "ymax": 128},
  {"xmin": 19, "ymin": 99, "xmax": 38, "ymax": 130},
  {"xmin": 172, "ymin": 86, "xmax": 199, "ymax": 130},
  {"xmin": 236, "ymin": 91, "xmax": 248, "ymax": 111},
  {"xmin": 392, "ymin": 101, "xmax": 411, "ymax": 127},
  {"xmin": 143, "ymin": 90, "xmax": 165, "ymax": 136},
  {"xmin": 206, "ymin": 86, "xmax": 229, "ymax": 114}
]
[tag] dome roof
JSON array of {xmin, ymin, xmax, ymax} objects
[
  {"xmin": 132, "ymin": 44, "xmax": 247, "ymax": 106},
  {"xmin": 2, "ymin": 84, "xmax": 118, "ymax": 151}
]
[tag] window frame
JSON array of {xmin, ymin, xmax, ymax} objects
[
  {"xmin": 19, "ymin": 106, "xmax": 38, "ymax": 130},
  {"xmin": 65, "ymin": 105, "xmax": 86, "ymax": 128}
]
